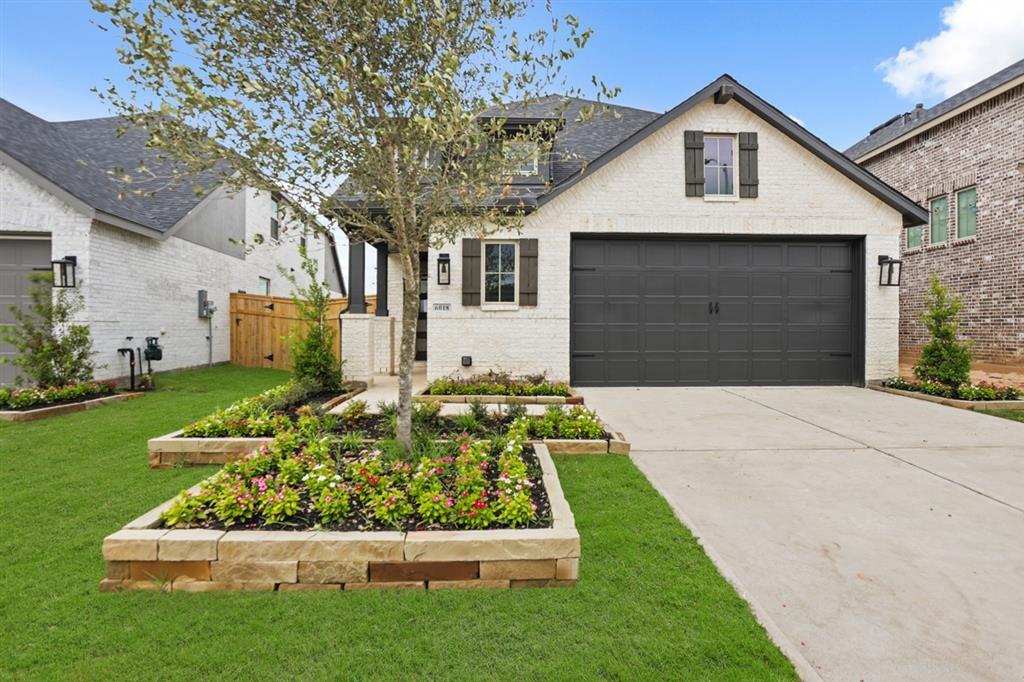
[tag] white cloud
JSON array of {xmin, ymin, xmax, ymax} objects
[{"xmin": 878, "ymin": 0, "xmax": 1024, "ymax": 100}]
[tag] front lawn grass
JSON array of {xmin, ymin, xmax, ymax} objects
[
  {"xmin": 0, "ymin": 365, "xmax": 795, "ymax": 680},
  {"xmin": 978, "ymin": 409, "xmax": 1024, "ymax": 423}
]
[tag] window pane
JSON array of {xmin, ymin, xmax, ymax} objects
[
  {"xmin": 930, "ymin": 196, "xmax": 948, "ymax": 243},
  {"xmin": 705, "ymin": 168, "xmax": 719, "ymax": 195},
  {"xmin": 484, "ymin": 274, "xmax": 500, "ymax": 302},
  {"xmin": 720, "ymin": 166, "xmax": 734, "ymax": 195},
  {"xmin": 500, "ymin": 244, "xmax": 516, "ymax": 272},
  {"xmin": 717, "ymin": 137, "xmax": 733, "ymax": 163},
  {"xmin": 957, "ymin": 188, "xmax": 976, "ymax": 238},
  {"xmin": 907, "ymin": 226, "xmax": 922, "ymax": 249},
  {"xmin": 484, "ymin": 243, "xmax": 500, "ymax": 272},
  {"xmin": 703, "ymin": 138, "xmax": 719, "ymax": 165},
  {"xmin": 500, "ymin": 274, "xmax": 515, "ymax": 302}
]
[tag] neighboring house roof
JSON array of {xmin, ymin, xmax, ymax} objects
[
  {"xmin": 845, "ymin": 59, "xmax": 1024, "ymax": 161},
  {"xmin": 334, "ymin": 77, "xmax": 927, "ymax": 227},
  {"xmin": 0, "ymin": 97, "xmax": 226, "ymax": 236}
]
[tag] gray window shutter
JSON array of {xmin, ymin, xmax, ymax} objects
[
  {"xmin": 739, "ymin": 132, "xmax": 759, "ymax": 198},
  {"xmin": 519, "ymin": 238, "xmax": 538, "ymax": 306},
  {"xmin": 684, "ymin": 130, "xmax": 705, "ymax": 197},
  {"xmin": 462, "ymin": 238, "xmax": 481, "ymax": 306}
]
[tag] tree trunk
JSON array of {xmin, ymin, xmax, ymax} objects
[{"xmin": 395, "ymin": 247, "xmax": 421, "ymax": 451}]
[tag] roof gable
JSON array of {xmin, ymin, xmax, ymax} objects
[{"xmin": 539, "ymin": 75, "xmax": 927, "ymax": 227}]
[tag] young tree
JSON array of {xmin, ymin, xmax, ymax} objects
[
  {"xmin": 914, "ymin": 275, "xmax": 972, "ymax": 388},
  {"xmin": 92, "ymin": 0, "xmax": 612, "ymax": 449},
  {"xmin": 281, "ymin": 245, "xmax": 342, "ymax": 391},
  {"xmin": 1, "ymin": 273, "xmax": 96, "ymax": 387}
]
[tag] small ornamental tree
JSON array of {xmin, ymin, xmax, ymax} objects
[
  {"xmin": 914, "ymin": 275, "xmax": 972, "ymax": 388},
  {"xmin": 281, "ymin": 246, "xmax": 342, "ymax": 391},
  {"xmin": 1, "ymin": 273, "xmax": 96, "ymax": 387},
  {"xmin": 92, "ymin": 0, "xmax": 613, "ymax": 450}
]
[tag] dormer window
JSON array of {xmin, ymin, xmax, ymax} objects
[
  {"xmin": 505, "ymin": 140, "xmax": 539, "ymax": 176},
  {"xmin": 703, "ymin": 136, "xmax": 735, "ymax": 196}
]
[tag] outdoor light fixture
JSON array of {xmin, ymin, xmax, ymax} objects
[
  {"xmin": 878, "ymin": 255, "xmax": 902, "ymax": 287},
  {"xmin": 437, "ymin": 253, "xmax": 451, "ymax": 285},
  {"xmin": 51, "ymin": 256, "xmax": 77, "ymax": 288}
]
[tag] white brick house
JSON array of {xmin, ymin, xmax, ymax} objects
[
  {"xmin": 343, "ymin": 75, "xmax": 927, "ymax": 387},
  {"xmin": 0, "ymin": 98, "xmax": 345, "ymax": 385}
]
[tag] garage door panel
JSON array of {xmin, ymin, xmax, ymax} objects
[{"xmin": 571, "ymin": 238, "xmax": 857, "ymax": 386}]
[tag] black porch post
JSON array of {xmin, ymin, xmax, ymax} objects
[
  {"xmin": 348, "ymin": 240, "xmax": 367, "ymax": 314},
  {"xmin": 375, "ymin": 243, "xmax": 389, "ymax": 316}
]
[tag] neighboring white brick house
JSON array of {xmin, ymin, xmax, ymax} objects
[
  {"xmin": 352, "ymin": 76, "xmax": 927, "ymax": 387},
  {"xmin": 1, "ymin": 99, "xmax": 344, "ymax": 385}
]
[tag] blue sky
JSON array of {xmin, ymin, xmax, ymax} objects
[{"xmin": 4, "ymin": 0, "xmax": 1022, "ymax": 150}]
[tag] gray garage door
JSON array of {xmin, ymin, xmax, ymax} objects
[
  {"xmin": 1, "ymin": 237, "xmax": 52, "ymax": 385},
  {"xmin": 571, "ymin": 238, "xmax": 860, "ymax": 386}
]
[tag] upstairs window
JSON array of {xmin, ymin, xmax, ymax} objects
[
  {"xmin": 907, "ymin": 225, "xmax": 923, "ymax": 249},
  {"xmin": 483, "ymin": 241, "xmax": 517, "ymax": 304},
  {"xmin": 270, "ymin": 194, "xmax": 281, "ymax": 240},
  {"xmin": 703, "ymin": 135, "xmax": 735, "ymax": 196},
  {"xmin": 957, "ymin": 187, "xmax": 976, "ymax": 238},
  {"xmin": 504, "ymin": 141, "xmax": 539, "ymax": 176},
  {"xmin": 929, "ymin": 195, "xmax": 948, "ymax": 244}
]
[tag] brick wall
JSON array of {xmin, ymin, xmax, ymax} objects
[
  {"xmin": 425, "ymin": 98, "xmax": 905, "ymax": 383},
  {"xmin": 860, "ymin": 85, "xmax": 1023, "ymax": 364}
]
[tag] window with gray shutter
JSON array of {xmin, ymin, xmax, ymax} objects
[
  {"xmin": 519, "ymin": 238, "xmax": 538, "ymax": 306},
  {"xmin": 739, "ymin": 132, "xmax": 759, "ymax": 198},
  {"xmin": 461, "ymin": 238, "xmax": 481, "ymax": 305},
  {"xmin": 684, "ymin": 130, "xmax": 705, "ymax": 197}
]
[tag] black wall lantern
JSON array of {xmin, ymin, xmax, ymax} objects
[
  {"xmin": 878, "ymin": 255, "xmax": 902, "ymax": 287},
  {"xmin": 51, "ymin": 256, "xmax": 77, "ymax": 288},
  {"xmin": 437, "ymin": 253, "xmax": 451, "ymax": 285}
]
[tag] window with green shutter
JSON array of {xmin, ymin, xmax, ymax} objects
[
  {"xmin": 957, "ymin": 187, "xmax": 977, "ymax": 238},
  {"xmin": 930, "ymin": 195, "xmax": 948, "ymax": 244},
  {"xmin": 907, "ymin": 225, "xmax": 923, "ymax": 249}
]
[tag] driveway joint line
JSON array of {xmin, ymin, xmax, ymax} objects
[{"xmin": 723, "ymin": 388, "xmax": 1024, "ymax": 514}]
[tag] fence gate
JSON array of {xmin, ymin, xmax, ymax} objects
[{"xmin": 229, "ymin": 293, "xmax": 375, "ymax": 370}]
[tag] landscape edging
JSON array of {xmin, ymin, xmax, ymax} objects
[
  {"xmin": 0, "ymin": 392, "xmax": 144, "ymax": 422},
  {"xmin": 868, "ymin": 383, "xmax": 1023, "ymax": 411},
  {"xmin": 103, "ymin": 444, "xmax": 580, "ymax": 592}
]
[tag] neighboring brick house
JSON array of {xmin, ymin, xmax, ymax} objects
[
  {"xmin": 0, "ymin": 98, "xmax": 346, "ymax": 385},
  {"xmin": 846, "ymin": 60, "xmax": 1024, "ymax": 366},
  {"xmin": 338, "ymin": 75, "xmax": 927, "ymax": 387}
]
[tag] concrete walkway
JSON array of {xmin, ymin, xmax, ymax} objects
[{"xmin": 580, "ymin": 386, "xmax": 1024, "ymax": 681}]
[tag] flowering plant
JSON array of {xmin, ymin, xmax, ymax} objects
[
  {"xmin": 0, "ymin": 380, "xmax": 116, "ymax": 410},
  {"xmin": 427, "ymin": 371, "xmax": 571, "ymax": 397},
  {"xmin": 882, "ymin": 376, "xmax": 1020, "ymax": 401}
]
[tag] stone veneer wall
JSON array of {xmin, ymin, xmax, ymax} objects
[
  {"xmin": 859, "ymin": 85, "xmax": 1024, "ymax": 365},
  {"xmin": 102, "ymin": 444, "xmax": 579, "ymax": 592}
]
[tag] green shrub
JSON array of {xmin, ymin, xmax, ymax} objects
[
  {"xmin": 1, "ymin": 272, "xmax": 96, "ymax": 387},
  {"xmin": 914, "ymin": 276, "xmax": 972, "ymax": 388},
  {"xmin": 426, "ymin": 371, "xmax": 570, "ymax": 397},
  {"xmin": 511, "ymin": 405, "xmax": 606, "ymax": 440},
  {"xmin": 282, "ymin": 246, "xmax": 341, "ymax": 390},
  {"xmin": 0, "ymin": 380, "xmax": 116, "ymax": 410},
  {"xmin": 882, "ymin": 376, "xmax": 1020, "ymax": 401}
]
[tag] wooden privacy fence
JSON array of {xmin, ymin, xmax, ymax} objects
[{"xmin": 229, "ymin": 292, "xmax": 376, "ymax": 370}]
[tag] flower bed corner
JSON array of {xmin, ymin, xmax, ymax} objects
[
  {"xmin": 0, "ymin": 380, "xmax": 143, "ymax": 422},
  {"xmin": 870, "ymin": 378, "xmax": 1022, "ymax": 412},
  {"xmin": 103, "ymin": 444, "xmax": 579, "ymax": 592}
]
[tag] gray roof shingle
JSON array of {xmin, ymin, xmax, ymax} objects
[
  {"xmin": 845, "ymin": 59, "xmax": 1024, "ymax": 160},
  {"xmin": 0, "ymin": 98, "xmax": 225, "ymax": 233}
]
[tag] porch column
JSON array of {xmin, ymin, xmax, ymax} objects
[
  {"xmin": 375, "ymin": 243, "xmax": 389, "ymax": 317},
  {"xmin": 348, "ymin": 240, "xmax": 367, "ymax": 314}
]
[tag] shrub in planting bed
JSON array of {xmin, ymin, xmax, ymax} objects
[
  {"xmin": 426, "ymin": 371, "xmax": 571, "ymax": 397},
  {"xmin": 0, "ymin": 380, "xmax": 117, "ymax": 411},
  {"xmin": 882, "ymin": 377, "xmax": 1021, "ymax": 401}
]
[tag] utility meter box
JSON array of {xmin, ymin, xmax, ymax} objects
[
  {"xmin": 197, "ymin": 290, "xmax": 216, "ymax": 318},
  {"xmin": 144, "ymin": 337, "xmax": 163, "ymax": 362}
]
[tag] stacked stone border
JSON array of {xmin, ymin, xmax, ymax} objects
[
  {"xmin": 413, "ymin": 388, "xmax": 584, "ymax": 405},
  {"xmin": 868, "ymin": 383, "xmax": 1023, "ymax": 412},
  {"xmin": 147, "ymin": 386, "xmax": 365, "ymax": 468},
  {"xmin": 104, "ymin": 444, "xmax": 580, "ymax": 592},
  {"xmin": 0, "ymin": 392, "xmax": 144, "ymax": 423}
]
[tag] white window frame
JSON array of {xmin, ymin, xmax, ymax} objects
[
  {"xmin": 481, "ymin": 240, "xmax": 519, "ymax": 309},
  {"xmin": 259, "ymin": 276, "xmax": 271, "ymax": 296},
  {"xmin": 703, "ymin": 134, "xmax": 737, "ymax": 200},
  {"xmin": 505, "ymin": 141, "xmax": 539, "ymax": 177}
]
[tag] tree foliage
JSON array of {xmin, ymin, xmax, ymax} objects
[
  {"xmin": 282, "ymin": 246, "xmax": 342, "ymax": 391},
  {"xmin": 91, "ymin": 0, "xmax": 612, "ymax": 448},
  {"xmin": 914, "ymin": 275, "xmax": 972, "ymax": 388},
  {"xmin": 1, "ymin": 273, "xmax": 96, "ymax": 387}
]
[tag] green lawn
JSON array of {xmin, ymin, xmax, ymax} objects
[
  {"xmin": 979, "ymin": 409, "xmax": 1024, "ymax": 423},
  {"xmin": 0, "ymin": 365, "xmax": 795, "ymax": 680}
]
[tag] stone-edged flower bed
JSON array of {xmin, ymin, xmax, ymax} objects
[
  {"xmin": 418, "ymin": 371, "xmax": 583, "ymax": 404},
  {"xmin": 871, "ymin": 377, "xmax": 1022, "ymax": 412},
  {"xmin": 0, "ymin": 380, "xmax": 143, "ymax": 422},
  {"xmin": 147, "ymin": 381, "xmax": 364, "ymax": 468},
  {"xmin": 103, "ymin": 440, "xmax": 579, "ymax": 592}
]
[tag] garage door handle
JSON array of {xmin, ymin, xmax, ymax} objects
[
  {"xmin": 572, "ymin": 353, "xmax": 596, "ymax": 358},
  {"xmin": 829, "ymin": 353, "xmax": 852, "ymax": 357},
  {"xmin": 714, "ymin": 302, "xmax": 719, "ymax": 314}
]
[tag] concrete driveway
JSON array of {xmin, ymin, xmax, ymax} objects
[{"xmin": 580, "ymin": 386, "xmax": 1024, "ymax": 681}]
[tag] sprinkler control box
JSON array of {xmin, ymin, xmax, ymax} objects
[{"xmin": 144, "ymin": 337, "xmax": 163, "ymax": 362}]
